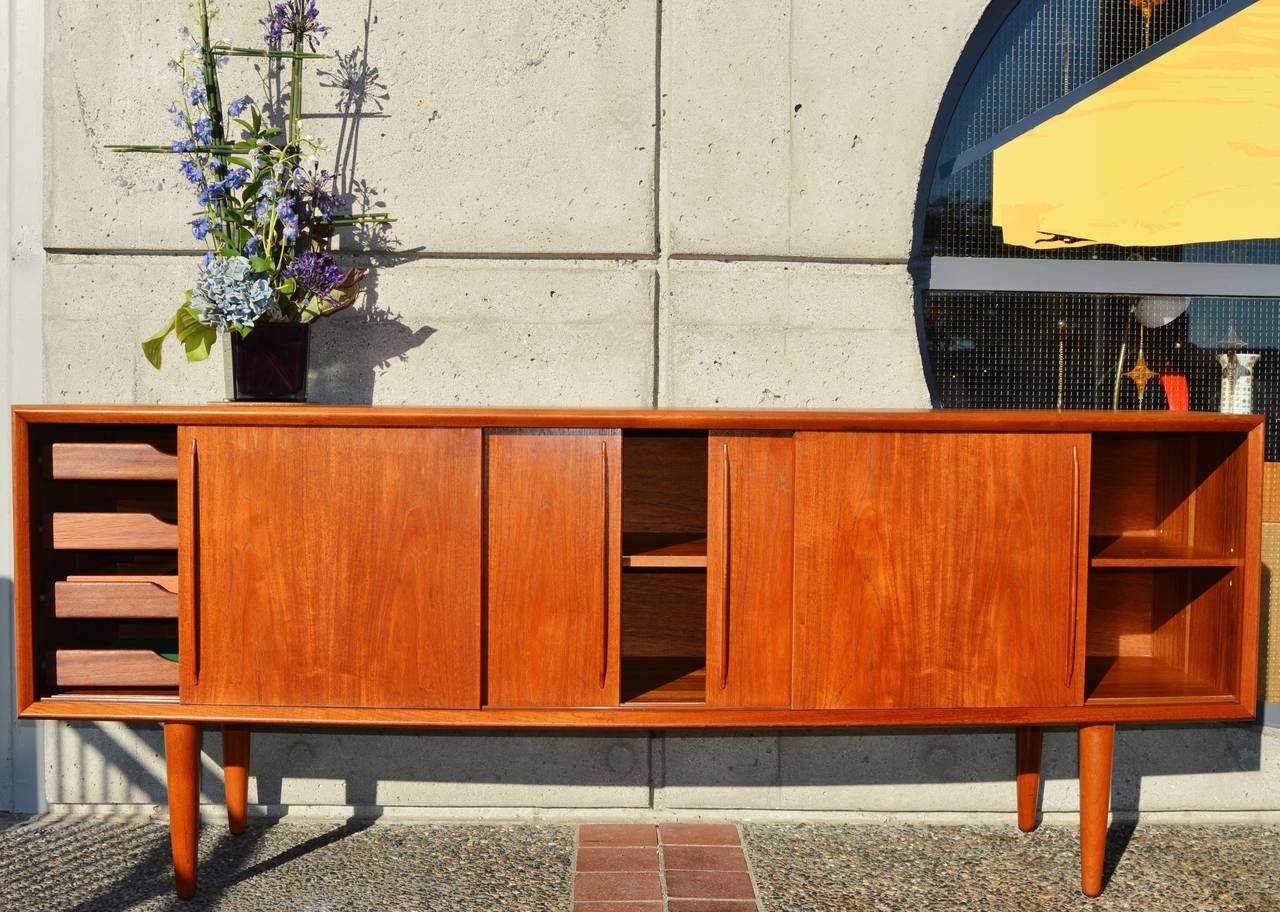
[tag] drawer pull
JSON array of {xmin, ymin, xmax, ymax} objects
[
  {"xmin": 53, "ymin": 649, "xmax": 179, "ymax": 687},
  {"xmin": 49, "ymin": 513, "xmax": 179, "ymax": 550},
  {"xmin": 54, "ymin": 578, "xmax": 179, "ymax": 619},
  {"xmin": 48, "ymin": 442, "xmax": 178, "ymax": 481}
]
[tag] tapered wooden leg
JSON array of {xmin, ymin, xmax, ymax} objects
[
  {"xmin": 1015, "ymin": 726, "xmax": 1043, "ymax": 833},
  {"xmin": 1078, "ymin": 723, "xmax": 1115, "ymax": 898},
  {"xmin": 165, "ymin": 722, "xmax": 201, "ymax": 899},
  {"xmin": 223, "ymin": 726, "xmax": 250, "ymax": 835}
]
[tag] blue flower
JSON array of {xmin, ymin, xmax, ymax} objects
[
  {"xmin": 193, "ymin": 116, "xmax": 213, "ymax": 145},
  {"xmin": 225, "ymin": 168, "xmax": 250, "ymax": 190},
  {"xmin": 187, "ymin": 83, "xmax": 207, "ymax": 108},
  {"xmin": 171, "ymin": 137, "xmax": 196, "ymax": 153},
  {"xmin": 245, "ymin": 236, "xmax": 263, "ymax": 257},
  {"xmin": 191, "ymin": 256, "xmax": 280, "ymax": 332},
  {"xmin": 179, "ymin": 159, "xmax": 204, "ymax": 185},
  {"xmin": 228, "ymin": 96, "xmax": 251, "ymax": 118},
  {"xmin": 201, "ymin": 251, "xmax": 216, "ymax": 268},
  {"xmin": 189, "ymin": 217, "xmax": 213, "ymax": 240}
]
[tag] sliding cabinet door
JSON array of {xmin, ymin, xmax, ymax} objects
[
  {"xmin": 486, "ymin": 429, "xmax": 622, "ymax": 707},
  {"xmin": 793, "ymin": 431, "xmax": 1087, "ymax": 709},
  {"xmin": 182, "ymin": 426, "xmax": 483, "ymax": 709},
  {"xmin": 705, "ymin": 432, "xmax": 794, "ymax": 707}
]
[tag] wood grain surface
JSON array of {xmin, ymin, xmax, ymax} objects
[
  {"xmin": 486, "ymin": 429, "xmax": 622, "ymax": 707},
  {"xmin": 793, "ymin": 432, "xmax": 1087, "ymax": 709},
  {"xmin": 706, "ymin": 432, "xmax": 794, "ymax": 708},
  {"xmin": 48, "ymin": 441, "xmax": 178, "ymax": 480},
  {"xmin": 186, "ymin": 426, "xmax": 483, "ymax": 709},
  {"xmin": 53, "ymin": 649, "xmax": 180, "ymax": 687},
  {"xmin": 54, "ymin": 578, "xmax": 179, "ymax": 618},
  {"xmin": 13, "ymin": 405, "xmax": 1266, "ymax": 433},
  {"xmin": 49, "ymin": 512, "xmax": 179, "ymax": 550}
]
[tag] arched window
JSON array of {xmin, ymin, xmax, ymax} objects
[{"xmin": 915, "ymin": 0, "xmax": 1280, "ymax": 459}]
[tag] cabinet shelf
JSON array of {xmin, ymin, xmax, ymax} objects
[
  {"xmin": 1084, "ymin": 656, "xmax": 1235, "ymax": 704},
  {"xmin": 1089, "ymin": 535, "xmax": 1242, "ymax": 568},
  {"xmin": 621, "ymin": 533, "xmax": 708, "ymax": 569},
  {"xmin": 621, "ymin": 657, "xmax": 706, "ymax": 704}
]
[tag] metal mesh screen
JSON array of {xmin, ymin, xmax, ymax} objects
[
  {"xmin": 925, "ymin": 0, "xmax": 1280, "ymax": 263},
  {"xmin": 924, "ymin": 292, "xmax": 1280, "ymax": 459}
]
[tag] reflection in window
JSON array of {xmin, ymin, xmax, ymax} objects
[
  {"xmin": 923, "ymin": 293, "xmax": 1280, "ymax": 458},
  {"xmin": 925, "ymin": 0, "xmax": 1280, "ymax": 263}
]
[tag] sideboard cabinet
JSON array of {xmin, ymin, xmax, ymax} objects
[{"xmin": 9, "ymin": 406, "xmax": 1264, "ymax": 899}]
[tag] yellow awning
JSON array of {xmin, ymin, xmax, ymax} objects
[{"xmin": 992, "ymin": 0, "xmax": 1280, "ymax": 250}]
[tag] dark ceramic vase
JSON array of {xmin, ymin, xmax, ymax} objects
[{"xmin": 229, "ymin": 322, "xmax": 310, "ymax": 402}]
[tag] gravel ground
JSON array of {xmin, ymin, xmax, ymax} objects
[
  {"xmin": 744, "ymin": 824, "xmax": 1280, "ymax": 912},
  {"xmin": 0, "ymin": 817, "xmax": 575, "ymax": 912},
  {"xmin": 1, "ymin": 818, "xmax": 1277, "ymax": 911}
]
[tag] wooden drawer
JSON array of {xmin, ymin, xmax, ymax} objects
[
  {"xmin": 49, "ymin": 513, "xmax": 179, "ymax": 550},
  {"xmin": 54, "ymin": 576, "xmax": 179, "ymax": 619},
  {"xmin": 52, "ymin": 649, "xmax": 179, "ymax": 687},
  {"xmin": 47, "ymin": 441, "xmax": 178, "ymax": 481}
]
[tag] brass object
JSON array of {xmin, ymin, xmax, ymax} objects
[
  {"xmin": 1124, "ymin": 325, "xmax": 1159, "ymax": 410},
  {"xmin": 1130, "ymin": 0, "xmax": 1168, "ymax": 48}
]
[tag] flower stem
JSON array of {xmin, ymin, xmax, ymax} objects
[{"xmin": 288, "ymin": 8, "xmax": 305, "ymax": 147}]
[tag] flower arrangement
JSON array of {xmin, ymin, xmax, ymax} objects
[{"xmin": 108, "ymin": 0, "xmax": 392, "ymax": 369}]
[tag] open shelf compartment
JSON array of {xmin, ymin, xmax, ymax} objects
[
  {"xmin": 620, "ymin": 430, "xmax": 708, "ymax": 704},
  {"xmin": 25, "ymin": 424, "xmax": 182, "ymax": 701},
  {"xmin": 1083, "ymin": 432, "xmax": 1248, "ymax": 704},
  {"xmin": 1084, "ymin": 568, "xmax": 1240, "ymax": 704},
  {"xmin": 1089, "ymin": 432, "xmax": 1248, "ymax": 566}
]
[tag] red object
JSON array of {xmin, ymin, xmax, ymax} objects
[{"xmin": 1162, "ymin": 373, "xmax": 1190, "ymax": 411}]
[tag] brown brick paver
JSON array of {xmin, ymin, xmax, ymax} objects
[{"xmin": 573, "ymin": 824, "xmax": 761, "ymax": 911}]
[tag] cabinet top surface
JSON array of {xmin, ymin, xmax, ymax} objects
[{"xmin": 10, "ymin": 404, "xmax": 1265, "ymax": 432}]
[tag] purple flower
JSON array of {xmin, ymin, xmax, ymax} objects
[
  {"xmin": 189, "ymin": 217, "xmax": 213, "ymax": 240},
  {"xmin": 294, "ymin": 164, "xmax": 345, "ymax": 221},
  {"xmin": 228, "ymin": 96, "xmax": 251, "ymax": 118},
  {"xmin": 284, "ymin": 251, "xmax": 344, "ymax": 297},
  {"xmin": 262, "ymin": 1, "xmax": 328, "ymax": 52}
]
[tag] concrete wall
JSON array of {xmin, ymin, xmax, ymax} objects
[
  {"xmin": 2, "ymin": 0, "xmax": 45, "ymax": 814},
  {"xmin": 23, "ymin": 0, "xmax": 1280, "ymax": 820}
]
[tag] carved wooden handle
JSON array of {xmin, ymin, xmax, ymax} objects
[
  {"xmin": 720, "ymin": 442, "xmax": 731, "ymax": 692},
  {"xmin": 600, "ymin": 440, "xmax": 609, "ymax": 690},
  {"xmin": 186, "ymin": 435, "xmax": 201, "ymax": 683},
  {"xmin": 1067, "ymin": 443, "xmax": 1080, "ymax": 688}
]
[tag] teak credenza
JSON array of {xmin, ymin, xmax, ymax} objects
[{"xmin": 9, "ymin": 406, "xmax": 1265, "ymax": 898}]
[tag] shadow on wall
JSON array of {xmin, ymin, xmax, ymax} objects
[
  {"xmin": 261, "ymin": 0, "xmax": 433, "ymax": 404},
  {"xmin": 48, "ymin": 720, "xmax": 1268, "ymax": 817}
]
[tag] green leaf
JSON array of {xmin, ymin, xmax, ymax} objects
[
  {"xmin": 175, "ymin": 304, "xmax": 209, "ymax": 343},
  {"xmin": 249, "ymin": 256, "xmax": 273, "ymax": 273},
  {"xmin": 140, "ymin": 313, "xmax": 178, "ymax": 369},
  {"xmin": 228, "ymin": 156, "xmax": 252, "ymax": 168},
  {"xmin": 182, "ymin": 322, "xmax": 218, "ymax": 362},
  {"xmin": 276, "ymin": 276, "xmax": 296, "ymax": 295}
]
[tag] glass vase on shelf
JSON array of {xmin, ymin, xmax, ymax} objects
[{"xmin": 227, "ymin": 322, "xmax": 311, "ymax": 402}]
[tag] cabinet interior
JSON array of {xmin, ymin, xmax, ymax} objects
[
  {"xmin": 27, "ymin": 424, "xmax": 181, "ymax": 701},
  {"xmin": 620, "ymin": 430, "xmax": 708, "ymax": 704},
  {"xmin": 1084, "ymin": 433, "xmax": 1247, "ymax": 704}
]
